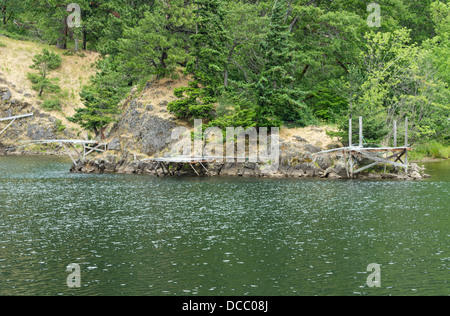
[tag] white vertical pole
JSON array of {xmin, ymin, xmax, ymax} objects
[
  {"xmin": 405, "ymin": 117, "xmax": 408, "ymax": 175},
  {"xmin": 404, "ymin": 117, "xmax": 408, "ymax": 147},
  {"xmin": 359, "ymin": 116, "xmax": 363, "ymax": 147},
  {"xmin": 393, "ymin": 121, "xmax": 397, "ymax": 147},
  {"xmin": 349, "ymin": 118, "xmax": 352, "ymax": 147}
]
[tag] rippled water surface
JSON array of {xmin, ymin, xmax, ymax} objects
[{"xmin": 0, "ymin": 156, "xmax": 448, "ymax": 296}]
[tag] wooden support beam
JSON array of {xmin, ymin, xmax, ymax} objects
[
  {"xmin": 158, "ymin": 162, "xmax": 167, "ymax": 176},
  {"xmin": 405, "ymin": 117, "xmax": 408, "ymax": 147},
  {"xmin": 154, "ymin": 165, "xmax": 160, "ymax": 177},
  {"xmin": 61, "ymin": 142, "xmax": 77, "ymax": 165},
  {"xmin": 358, "ymin": 151, "xmax": 407, "ymax": 168},
  {"xmin": 349, "ymin": 118, "xmax": 352, "ymax": 147},
  {"xmin": 162, "ymin": 162, "xmax": 172, "ymax": 176},
  {"xmin": 343, "ymin": 149, "xmax": 349, "ymax": 178},
  {"xmin": 353, "ymin": 161, "xmax": 380, "ymax": 174},
  {"xmin": 189, "ymin": 163, "xmax": 200, "ymax": 176},
  {"xmin": 198, "ymin": 162, "xmax": 209, "ymax": 173},
  {"xmin": 393, "ymin": 121, "xmax": 397, "ymax": 147},
  {"xmin": 0, "ymin": 118, "xmax": 16, "ymax": 136},
  {"xmin": 0, "ymin": 113, "xmax": 33, "ymax": 122},
  {"xmin": 394, "ymin": 151, "xmax": 405, "ymax": 163},
  {"xmin": 68, "ymin": 143, "xmax": 81, "ymax": 158},
  {"xmin": 83, "ymin": 143, "xmax": 107, "ymax": 156}
]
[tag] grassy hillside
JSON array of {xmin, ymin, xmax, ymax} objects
[{"xmin": 0, "ymin": 36, "xmax": 99, "ymax": 132}]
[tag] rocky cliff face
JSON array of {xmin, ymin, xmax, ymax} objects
[{"xmin": 103, "ymin": 78, "xmax": 192, "ymax": 158}]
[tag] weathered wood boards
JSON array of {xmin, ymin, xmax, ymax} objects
[
  {"xmin": 312, "ymin": 116, "xmax": 412, "ymax": 178},
  {"xmin": 0, "ymin": 113, "xmax": 34, "ymax": 136}
]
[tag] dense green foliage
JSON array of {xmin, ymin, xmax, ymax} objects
[{"xmin": 1, "ymin": 0, "xmax": 449, "ymax": 147}]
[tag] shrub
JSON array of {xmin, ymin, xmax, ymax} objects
[
  {"xmin": 42, "ymin": 98, "xmax": 61, "ymax": 111},
  {"xmin": 55, "ymin": 119, "xmax": 66, "ymax": 133},
  {"xmin": 411, "ymin": 141, "xmax": 450, "ymax": 160}
]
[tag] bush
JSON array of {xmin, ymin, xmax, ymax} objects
[
  {"xmin": 42, "ymin": 98, "xmax": 61, "ymax": 111},
  {"xmin": 27, "ymin": 72, "xmax": 60, "ymax": 96},
  {"xmin": 410, "ymin": 141, "xmax": 450, "ymax": 160},
  {"xmin": 55, "ymin": 119, "xmax": 66, "ymax": 133}
]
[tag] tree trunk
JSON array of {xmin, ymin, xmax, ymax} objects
[
  {"xmin": 83, "ymin": 30, "xmax": 87, "ymax": 50},
  {"xmin": 224, "ymin": 69, "xmax": 228, "ymax": 87}
]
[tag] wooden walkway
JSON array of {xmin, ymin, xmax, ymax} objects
[{"xmin": 19, "ymin": 139, "xmax": 108, "ymax": 164}]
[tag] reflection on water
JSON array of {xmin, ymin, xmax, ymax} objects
[{"xmin": 0, "ymin": 156, "xmax": 448, "ymax": 296}]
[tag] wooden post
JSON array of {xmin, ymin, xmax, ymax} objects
[
  {"xmin": 404, "ymin": 117, "xmax": 408, "ymax": 147},
  {"xmin": 349, "ymin": 118, "xmax": 352, "ymax": 147},
  {"xmin": 343, "ymin": 149, "xmax": 349, "ymax": 178},
  {"xmin": 348, "ymin": 116, "xmax": 354, "ymax": 177},
  {"xmin": 404, "ymin": 117, "xmax": 408, "ymax": 175},
  {"xmin": 393, "ymin": 121, "xmax": 397, "ymax": 147},
  {"xmin": 359, "ymin": 116, "xmax": 363, "ymax": 148},
  {"xmin": 61, "ymin": 142, "xmax": 77, "ymax": 165}
]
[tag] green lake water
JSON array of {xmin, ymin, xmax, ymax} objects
[{"xmin": 0, "ymin": 156, "xmax": 448, "ymax": 296}]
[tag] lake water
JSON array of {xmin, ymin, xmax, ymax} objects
[{"xmin": 0, "ymin": 156, "xmax": 448, "ymax": 296}]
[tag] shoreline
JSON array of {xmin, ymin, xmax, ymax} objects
[
  {"xmin": 1, "ymin": 151, "xmax": 447, "ymax": 163},
  {"xmin": 2, "ymin": 151, "xmax": 444, "ymax": 180},
  {"xmin": 69, "ymin": 151, "xmax": 433, "ymax": 181}
]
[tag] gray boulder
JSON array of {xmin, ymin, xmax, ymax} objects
[
  {"xmin": 1, "ymin": 88, "xmax": 12, "ymax": 102},
  {"xmin": 108, "ymin": 138, "xmax": 121, "ymax": 151},
  {"xmin": 313, "ymin": 155, "xmax": 332, "ymax": 170}
]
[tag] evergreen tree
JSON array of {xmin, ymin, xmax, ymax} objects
[
  {"xmin": 168, "ymin": 0, "xmax": 228, "ymax": 120},
  {"xmin": 68, "ymin": 58, "xmax": 127, "ymax": 139},
  {"xmin": 27, "ymin": 49, "xmax": 62, "ymax": 97},
  {"xmin": 256, "ymin": 0, "xmax": 311, "ymax": 127},
  {"xmin": 117, "ymin": 0, "xmax": 192, "ymax": 83}
]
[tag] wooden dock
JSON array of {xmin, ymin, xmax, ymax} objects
[
  {"xmin": 313, "ymin": 117, "xmax": 412, "ymax": 178},
  {"xmin": 141, "ymin": 155, "xmax": 253, "ymax": 176}
]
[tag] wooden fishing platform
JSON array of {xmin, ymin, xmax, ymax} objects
[
  {"xmin": 141, "ymin": 155, "xmax": 253, "ymax": 176},
  {"xmin": 313, "ymin": 117, "xmax": 412, "ymax": 178},
  {"xmin": 1, "ymin": 114, "xmax": 108, "ymax": 163}
]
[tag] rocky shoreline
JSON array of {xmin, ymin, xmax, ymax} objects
[{"xmin": 70, "ymin": 149, "xmax": 430, "ymax": 180}]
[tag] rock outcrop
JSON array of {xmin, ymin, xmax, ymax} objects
[
  {"xmin": 1, "ymin": 83, "xmax": 77, "ymax": 155},
  {"xmin": 70, "ymin": 146, "xmax": 430, "ymax": 180}
]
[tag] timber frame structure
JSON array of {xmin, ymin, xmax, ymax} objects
[
  {"xmin": 313, "ymin": 117, "xmax": 412, "ymax": 178},
  {"xmin": 19, "ymin": 139, "xmax": 108, "ymax": 164},
  {"xmin": 0, "ymin": 113, "xmax": 34, "ymax": 137},
  {"xmin": 141, "ymin": 155, "xmax": 254, "ymax": 177}
]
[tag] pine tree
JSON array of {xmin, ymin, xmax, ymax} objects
[
  {"xmin": 68, "ymin": 58, "xmax": 126, "ymax": 139},
  {"xmin": 168, "ymin": 0, "xmax": 228, "ymax": 120},
  {"xmin": 256, "ymin": 0, "xmax": 310, "ymax": 127},
  {"xmin": 117, "ymin": 0, "xmax": 192, "ymax": 83},
  {"xmin": 27, "ymin": 49, "xmax": 62, "ymax": 97}
]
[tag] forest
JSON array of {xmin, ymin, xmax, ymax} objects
[{"xmin": 1, "ymin": 0, "xmax": 449, "ymax": 156}]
